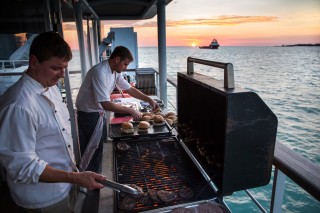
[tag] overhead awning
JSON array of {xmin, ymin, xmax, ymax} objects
[{"xmin": 0, "ymin": 0, "xmax": 172, "ymax": 34}]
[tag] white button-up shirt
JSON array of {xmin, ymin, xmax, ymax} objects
[
  {"xmin": 76, "ymin": 60, "xmax": 131, "ymax": 112},
  {"xmin": 0, "ymin": 73, "xmax": 76, "ymax": 209}
]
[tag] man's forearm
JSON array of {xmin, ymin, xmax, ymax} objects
[
  {"xmin": 100, "ymin": 101, "xmax": 135, "ymax": 114},
  {"xmin": 126, "ymin": 87, "xmax": 153, "ymax": 103},
  {"xmin": 39, "ymin": 165, "xmax": 77, "ymax": 184}
]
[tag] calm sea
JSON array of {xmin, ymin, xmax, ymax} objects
[{"xmin": 69, "ymin": 46, "xmax": 320, "ymax": 212}]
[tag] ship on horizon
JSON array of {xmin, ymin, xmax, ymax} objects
[{"xmin": 199, "ymin": 38, "xmax": 220, "ymax": 49}]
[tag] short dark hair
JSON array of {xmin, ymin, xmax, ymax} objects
[
  {"xmin": 109, "ymin": 46, "xmax": 133, "ymax": 62},
  {"xmin": 29, "ymin": 31, "xmax": 72, "ymax": 63}
]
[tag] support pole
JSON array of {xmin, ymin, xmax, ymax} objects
[
  {"xmin": 73, "ymin": 1, "xmax": 87, "ymax": 81},
  {"xmin": 157, "ymin": 0, "xmax": 167, "ymax": 105},
  {"xmin": 53, "ymin": 0, "xmax": 81, "ymax": 165}
]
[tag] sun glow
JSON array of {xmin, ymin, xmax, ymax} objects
[{"xmin": 191, "ymin": 42, "xmax": 197, "ymax": 47}]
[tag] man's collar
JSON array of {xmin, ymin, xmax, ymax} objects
[{"xmin": 23, "ymin": 72, "xmax": 48, "ymax": 95}]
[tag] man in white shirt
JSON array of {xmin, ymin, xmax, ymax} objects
[
  {"xmin": 0, "ymin": 32, "xmax": 106, "ymax": 212},
  {"xmin": 76, "ymin": 46, "xmax": 159, "ymax": 172}
]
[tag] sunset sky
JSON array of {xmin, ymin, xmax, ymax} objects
[{"xmin": 64, "ymin": 0, "xmax": 320, "ymax": 47}]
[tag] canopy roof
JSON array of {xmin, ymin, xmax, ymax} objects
[{"xmin": 0, "ymin": 0, "xmax": 171, "ymax": 33}]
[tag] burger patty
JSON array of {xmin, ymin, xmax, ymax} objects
[
  {"xmin": 197, "ymin": 202, "xmax": 226, "ymax": 213},
  {"xmin": 178, "ymin": 186, "xmax": 194, "ymax": 199},
  {"xmin": 148, "ymin": 189, "xmax": 162, "ymax": 203},
  {"xmin": 156, "ymin": 190, "xmax": 178, "ymax": 203},
  {"xmin": 117, "ymin": 142, "xmax": 130, "ymax": 151},
  {"xmin": 126, "ymin": 184, "xmax": 144, "ymax": 199},
  {"xmin": 171, "ymin": 207, "xmax": 194, "ymax": 213},
  {"xmin": 138, "ymin": 192, "xmax": 153, "ymax": 205},
  {"xmin": 118, "ymin": 195, "xmax": 137, "ymax": 211}
]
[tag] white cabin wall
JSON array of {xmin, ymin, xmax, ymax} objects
[{"xmin": 110, "ymin": 27, "xmax": 138, "ymax": 69}]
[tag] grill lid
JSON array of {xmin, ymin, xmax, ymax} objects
[{"xmin": 177, "ymin": 72, "xmax": 278, "ymax": 196}]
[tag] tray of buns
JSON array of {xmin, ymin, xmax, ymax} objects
[{"xmin": 109, "ymin": 121, "xmax": 173, "ymax": 141}]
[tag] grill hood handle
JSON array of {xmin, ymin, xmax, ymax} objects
[{"xmin": 97, "ymin": 179, "xmax": 140, "ymax": 195}]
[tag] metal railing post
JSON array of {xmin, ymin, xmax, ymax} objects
[
  {"xmin": 187, "ymin": 57, "xmax": 194, "ymax": 74},
  {"xmin": 270, "ymin": 168, "xmax": 287, "ymax": 213},
  {"xmin": 225, "ymin": 63, "xmax": 234, "ymax": 89}
]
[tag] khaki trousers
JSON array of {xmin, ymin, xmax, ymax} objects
[{"xmin": 25, "ymin": 185, "xmax": 79, "ymax": 213}]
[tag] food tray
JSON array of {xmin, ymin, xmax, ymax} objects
[
  {"xmin": 113, "ymin": 101, "xmax": 140, "ymax": 117},
  {"xmin": 109, "ymin": 121, "xmax": 173, "ymax": 140}
]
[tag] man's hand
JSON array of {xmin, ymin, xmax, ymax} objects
[
  {"xmin": 71, "ymin": 171, "xmax": 106, "ymax": 190},
  {"xmin": 129, "ymin": 108, "xmax": 142, "ymax": 121},
  {"xmin": 149, "ymin": 100, "xmax": 160, "ymax": 112}
]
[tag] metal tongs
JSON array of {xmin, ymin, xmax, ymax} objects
[{"xmin": 97, "ymin": 179, "xmax": 140, "ymax": 195}]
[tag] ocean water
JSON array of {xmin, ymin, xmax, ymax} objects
[{"xmin": 68, "ymin": 46, "xmax": 320, "ymax": 212}]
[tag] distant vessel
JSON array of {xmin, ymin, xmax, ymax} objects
[{"xmin": 199, "ymin": 38, "xmax": 220, "ymax": 49}]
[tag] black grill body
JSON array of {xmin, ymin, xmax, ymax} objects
[
  {"xmin": 177, "ymin": 72, "xmax": 278, "ymax": 196},
  {"xmin": 113, "ymin": 137, "xmax": 222, "ymax": 212}
]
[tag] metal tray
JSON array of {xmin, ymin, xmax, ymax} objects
[{"xmin": 109, "ymin": 121, "xmax": 173, "ymax": 140}]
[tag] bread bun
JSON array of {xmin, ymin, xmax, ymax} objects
[
  {"xmin": 141, "ymin": 115, "xmax": 152, "ymax": 121},
  {"xmin": 121, "ymin": 122, "xmax": 134, "ymax": 134},
  {"xmin": 153, "ymin": 115, "xmax": 165, "ymax": 123},
  {"xmin": 153, "ymin": 108, "xmax": 161, "ymax": 113},
  {"xmin": 153, "ymin": 115, "xmax": 165, "ymax": 126},
  {"xmin": 165, "ymin": 112, "xmax": 176, "ymax": 118},
  {"xmin": 167, "ymin": 115, "xmax": 177, "ymax": 122},
  {"xmin": 143, "ymin": 112, "xmax": 155, "ymax": 118},
  {"xmin": 138, "ymin": 121, "xmax": 150, "ymax": 131},
  {"xmin": 155, "ymin": 112, "xmax": 165, "ymax": 117},
  {"xmin": 166, "ymin": 118, "xmax": 173, "ymax": 126}
]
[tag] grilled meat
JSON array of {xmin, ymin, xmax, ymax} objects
[
  {"xmin": 138, "ymin": 192, "xmax": 153, "ymax": 205},
  {"xmin": 178, "ymin": 186, "xmax": 194, "ymax": 199},
  {"xmin": 127, "ymin": 184, "xmax": 144, "ymax": 199},
  {"xmin": 117, "ymin": 142, "xmax": 130, "ymax": 151},
  {"xmin": 171, "ymin": 207, "xmax": 194, "ymax": 213},
  {"xmin": 157, "ymin": 190, "xmax": 178, "ymax": 203},
  {"xmin": 148, "ymin": 189, "xmax": 162, "ymax": 203},
  {"xmin": 197, "ymin": 202, "xmax": 226, "ymax": 213},
  {"xmin": 118, "ymin": 195, "xmax": 137, "ymax": 211}
]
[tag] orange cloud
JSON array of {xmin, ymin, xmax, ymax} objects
[{"xmin": 134, "ymin": 15, "xmax": 279, "ymax": 28}]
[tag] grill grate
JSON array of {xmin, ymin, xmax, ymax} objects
[{"xmin": 114, "ymin": 137, "xmax": 217, "ymax": 212}]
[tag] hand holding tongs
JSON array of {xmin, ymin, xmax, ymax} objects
[{"xmin": 97, "ymin": 179, "xmax": 140, "ymax": 195}]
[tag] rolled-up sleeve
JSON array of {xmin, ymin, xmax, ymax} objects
[
  {"xmin": 116, "ymin": 73, "xmax": 131, "ymax": 90},
  {"xmin": 0, "ymin": 104, "xmax": 46, "ymax": 184}
]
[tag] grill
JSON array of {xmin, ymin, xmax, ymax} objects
[
  {"xmin": 109, "ymin": 58, "xmax": 277, "ymax": 212},
  {"xmin": 177, "ymin": 58, "xmax": 278, "ymax": 196},
  {"xmin": 113, "ymin": 137, "xmax": 224, "ymax": 212}
]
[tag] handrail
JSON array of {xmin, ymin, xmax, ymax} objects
[
  {"xmin": 273, "ymin": 141, "xmax": 320, "ymax": 201},
  {"xmin": 0, "ymin": 60, "xmax": 28, "ymax": 70},
  {"xmin": 187, "ymin": 57, "xmax": 234, "ymax": 89}
]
